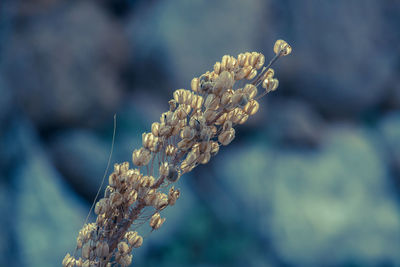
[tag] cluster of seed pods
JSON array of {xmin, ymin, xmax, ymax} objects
[{"xmin": 63, "ymin": 40, "xmax": 291, "ymax": 267}]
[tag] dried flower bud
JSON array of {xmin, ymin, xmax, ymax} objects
[
  {"xmin": 191, "ymin": 94, "xmax": 204, "ymax": 110},
  {"xmin": 118, "ymin": 241, "xmax": 130, "ymax": 254},
  {"xmin": 117, "ymin": 254, "xmax": 132, "ymax": 266},
  {"xmin": 205, "ymin": 94, "xmax": 220, "ymax": 110},
  {"xmin": 82, "ymin": 243, "xmax": 91, "ymax": 259},
  {"xmin": 235, "ymin": 65, "xmax": 252, "ymax": 80},
  {"xmin": 165, "ymin": 145, "xmax": 177, "ymax": 157},
  {"xmin": 255, "ymin": 53, "xmax": 265, "ymax": 69},
  {"xmin": 243, "ymin": 99, "xmax": 259, "ymax": 115},
  {"xmin": 168, "ymin": 99, "xmax": 177, "ymax": 111},
  {"xmin": 150, "ymin": 213, "xmax": 165, "ymax": 230},
  {"xmin": 213, "ymin": 71, "xmax": 234, "ymax": 95},
  {"xmin": 110, "ymin": 192, "xmax": 123, "ymax": 207},
  {"xmin": 274, "ymin": 39, "xmax": 292, "ymax": 56},
  {"xmin": 180, "ymin": 126, "xmax": 196, "ymax": 140},
  {"xmin": 246, "ymin": 68, "xmax": 257, "ymax": 80},
  {"xmin": 154, "ymin": 192, "xmax": 169, "ymax": 210},
  {"xmin": 204, "ymin": 109, "xmax": 218, "ymax": 123},
  {"xmin": 173, "ymin": 89, "xmax": 193, "ymax": 105},
  {"xmin": 95, "ymin": 241, "xmax": 109, "ymax": 258},
  {"xmin": 168, "ymin": 186, "xmax": 180, "ymax": 206},
  {"xmin": 220, "ymin": 89, "xmax": 233, "ymax": 106},
  {"xmin": 210, "ymin": 141, "xmax": 220, "ymax": 156},
  {"xmin": 126, "ymin": 231, "xmax": 143, "ymax": 248},
  {"xmin": 151, "ymin": 122, "xmax": 160, "ymax": 137},
  {"xmin": 243, "ymin": 84, "xmax": 258, "ymax": 100},
  {"xmin": 94, "ymin": 198, "xmax": 109, "ymax": 215},
  {"xmin": 132, "ymin": 148, "xmax": 151, "ymax": 166},
  {"xmin": 191, "ymin": 77, "xmax": 200, "ymax": 92},
  {"xmin": 62, "ymin": 254, "xmax": 75, "ymax": 267},
  {"xmin": 199, "ymin": 152, "xmax": 211, "ymax": 164},
  {"xmin": 214, "ymin": 61, "xmax": 221, "ymax": 74},
  {"xmin": 126, "ymin": 189, "xmax": 138, "ymax": 205},
  {"xmin": 262, "ymin": 77, "xmax": 279, "ymax": 92},
  {"xmin": 218, "ymin": 128, "xmax": 235, "ymax": 146}
]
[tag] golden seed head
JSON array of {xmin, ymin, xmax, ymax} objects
[
  {"xmin": 243, "ymin": 99, "xmax": 260, "ymax": 116},
  {"xmin": 262, "ymin": 77, "xmax": 279, "ymax": 92},
  {"xmin": 213, "ymin": 71, "xmax": 234, "ymax": 95},
  {"xmin": 118, "ymin": 241, "xmax": 129, "ymax": 254},
  {"xmin": 274, "ymin": 39, "xmax": 292, "ymax": 56},
  {"xmin": 191, "ymin": 77, "xmax": 200, "ymax": 92},
  {"xmin": 168, "ymin": 186, "xmax": 180, "ymax": 206}
]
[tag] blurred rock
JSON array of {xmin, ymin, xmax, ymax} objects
[
  {"xmin": 217, "ymin": 124, "xmax": 400, "ymax": 266},
  {"xmin": 49, "ymin": 130, "xmax": 110, "ymax": 201},
  {"xmin": 10, "ymin": 118, "xmax": 87, "ymax": 267},
  {"xmin": 379, "ymin": 111, "xmax": 400, "ymax": 179},
  {"xmin": 0, "ymin": 75, "xmax": 14, "ymax": 131},
  {"xmin": 265, "ymin": 0, "xmax": 399, "ymax": 117},
  {"xmin": 1, "ymin": 1, "xmax": 128, "ymax": 128},
  {"xmin": 266, "ymin": 98, "xmax": 325, "ymax": 147},
  {"xmin": 126, "ymin": 0, "xmax": 266, "ymax": 88}
]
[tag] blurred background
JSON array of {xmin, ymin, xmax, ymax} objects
[{"xmin": 1, "ymin": 0, "xmax": 400, "ymax": 266}]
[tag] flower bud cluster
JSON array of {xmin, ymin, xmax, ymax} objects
[{"xmin": 64, "ymin": 40, "xmax": 291, "ymax": 266}]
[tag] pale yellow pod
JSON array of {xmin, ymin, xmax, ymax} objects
[
  {"xmin": 273, "ymin": 39, "xmax": 292, "ymax": 56},
  {"xmin": 214, "ymin": 62, "xmax": 221, "ymax": 74},
  {"xmin": 213, "ymin": 71, "xmax": 234, "ymax": 95},
  {"xmin": 215, "ymin": 112, "xmax": 228, "ymax": 125},
  {"xmin": 243, "ymin": 84, "xmax": 258, "ymax": 99},
  {"xmin": 262, "ymin": 77, "xmax": 279, "ymax": 92},
  {"xmin": 243, "ymin": 99, "xmax": 259, "ymax": 115},
  {"xmin": 199, "ymin": 152, "xmax": 211, "ymax": 164},
  {"xmin": 246, "ymin": 68, "xmax": 257, "ymax": 80},
  {"xmin": 151, "ymin": 122, "xmax": 160, "ymax": 137},
  {"xmin": 237, "ymin": 53, "xmax": 246, "ymax": 67},
  {"xmin": 204, "ymin": 109, "xmax": 218, "ymax": 123},
  {"xmin": 81, "ymin": 243, "xmax": 90, "ymax": 259},
  {"xmin": 220, "ymin": 89, "xmax": 233, "ymax": 106},
  {"xmin": 205, "ymin": 94, "xmax": 220, "ymax": 110},
  {"xmin": 168, "ymin": 99, "xmax": 177, "ymax": 111},
  {"xmin": 218, "ymin": 128, "xmax": 235, "ymax": 146},
  {"xmin": 191, "ymin": 77, "xmax": 200, "ymax": 92},
  {"xmin": 168, "ymin": 186, "xmax": 180, "ymax": 206},
  {"xmin": 227, "ymin": 56, "xmax": 237, "ymax": 70},
  {"xmin": 255, "ymin": 53, "xmax": 265, "ymax": 69},
  {"xmin": 165, "ymin": 144, "xmax": 177, "ymax": 157},
  {"xmin": 249, "ymin": 52, "xmax": 259, "ymax": 67},
  {"xmin": 221, "ymin": 55, "xmax": 230, "ymax": 71},
  {"xmin": 118, "ymin": 254, "xmax": 132, "ymax": 266},
  {"xmin": 126, "ymin": 189, "xmax": 138, "ymax": 205}
]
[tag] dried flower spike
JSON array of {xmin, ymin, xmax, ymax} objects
[{"xmin": 64, "ymin": 39, "xmax": 291, "ymax": 267}]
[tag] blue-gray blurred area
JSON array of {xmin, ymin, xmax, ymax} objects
[{"xmin": 0, "ymin": 0, "xmax": 400, "ymax": 266}]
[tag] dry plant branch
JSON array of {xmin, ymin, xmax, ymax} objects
[{"xmin": 63, "ymin": 39, "xmax": 292, "ymax": 267}]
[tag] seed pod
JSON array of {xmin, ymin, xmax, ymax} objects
[
  {"xmin": 218, "ymin": 128, "xmax": 235, "ymax": 146},
  {"xmin": 132, "ymin": 148, "xmax": 151, "ymax": 166},
  {"xmin": 126, "ymin": 231, "xmax": 143, "ymax": 248},
  {"xmin": 214, "ymin": 61, "xmax": 221, "ymax": 74},
  {"xmin": 81, "ymin": 243, "xmax": 91, "ymax": 259},
  {"xmin": 165, "ymin": 145, "xmax": 177, "ymax": 157},
  {"xmin": 191, "ymin": 77, "xmax": 200, "ymax": 92},
  {"xmin": 227, "ymin": 56, "xmax": 237, "ymax": 70},
  {"xmin": 243, "ymin": 99, "xmax": 259, "ymax": 115},
  {"xmin": 204, "ymin": 109, "xmax": 219, "ymax": 124},
  {"xmin": 118, "ymin": 242, "xmax": 129, "ymax": 255},
  {"xmin": 110, "ymin": 192, "xmax": 123, "ymax": 207},
  {"xmin": 205, "ymin": 94, "xmax": 220, "ymax": 110},
  {"xmin": 235, "ymin": 65, "xmax": 252, "ymax": 80},
  {"xmin": 199, "ymin": 152, "xmax": 211, "ymax": 164},
  {"xmin": 243, "ymin": 84, "xmax": 258, "ymax": 99},
  {"xmin": 246, "ymin": 68, "xmax": 257, "ymax": 80},
  {"xmin": 126, "ymin": 189, "xmax": 138, "ymax": 205},
  {"xmin": 154, "ymin": 192, "xmax": 169, "ymax": 210},
  {"xmin": 215, "ymin": 112, "xmax": 228, "ymax": 125},
  {"xmin": 151, "ymin": 122, "xmax": 160, "ymax": 137},
  {"xmin": 117, "ymin": 254, "xmax": 132, "ymax": 266},
  {"xmin": 213, "ymin": 71, "xmax": 234, "ymax": 95},
  {"xmin": 274, "ymin": 39, "xmax": 292, "ymax": 56},
  {"xmin": 173, "ymin": 89, "xmax": 193, "ymax": 105},
  {"xmin": 95, "ymin": 241, "xmax": 109, "ymax": 258},
  {"xmin": 62, "ymin": 254, "xmax": 75, "ymax": 267},
  {"xmin": 191, "ymin": 94, "xmax": 204, "ymax": 110},
  {"xmin": 255, "ymin": 53, "xmax": 265, "ymax": 69},
  {"xmin": 177, "ymin": 138, "xmax": 194, "ymax": 151},
  {"xmin": 168, "ymin": 186, "xmax": 180, "ymax": 206},
  {"xmin": 220, "ymin": 89, "xmax": 233, "ymax": 106},
  {"xmin": 238, "ymin": 53, "xmax": 246, "ymax": 67},
  {"xmin": 180, "ymin": 126, "xmax": 195, "ymax": 140},
  {"xmin": 150, "ymin": 213, "xmax": 165, "ymax": 230},
  {"xmin": 249, "ymin": 52, "xmax": 259, "ymax": 67},
  {"xmin": 94, "ymin": 198, "xmax": 109, "ymax": 215},
  {"xmin": 210, "ymin": 141, "xmax": 220, "ymax": 156},
  {"xmin": 262, "ymin": 77, "xmax": 279, "ymax": 92},
  {"xmin": 223, "ymin": 120, "xmax": 232, "ymax": 131}
]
